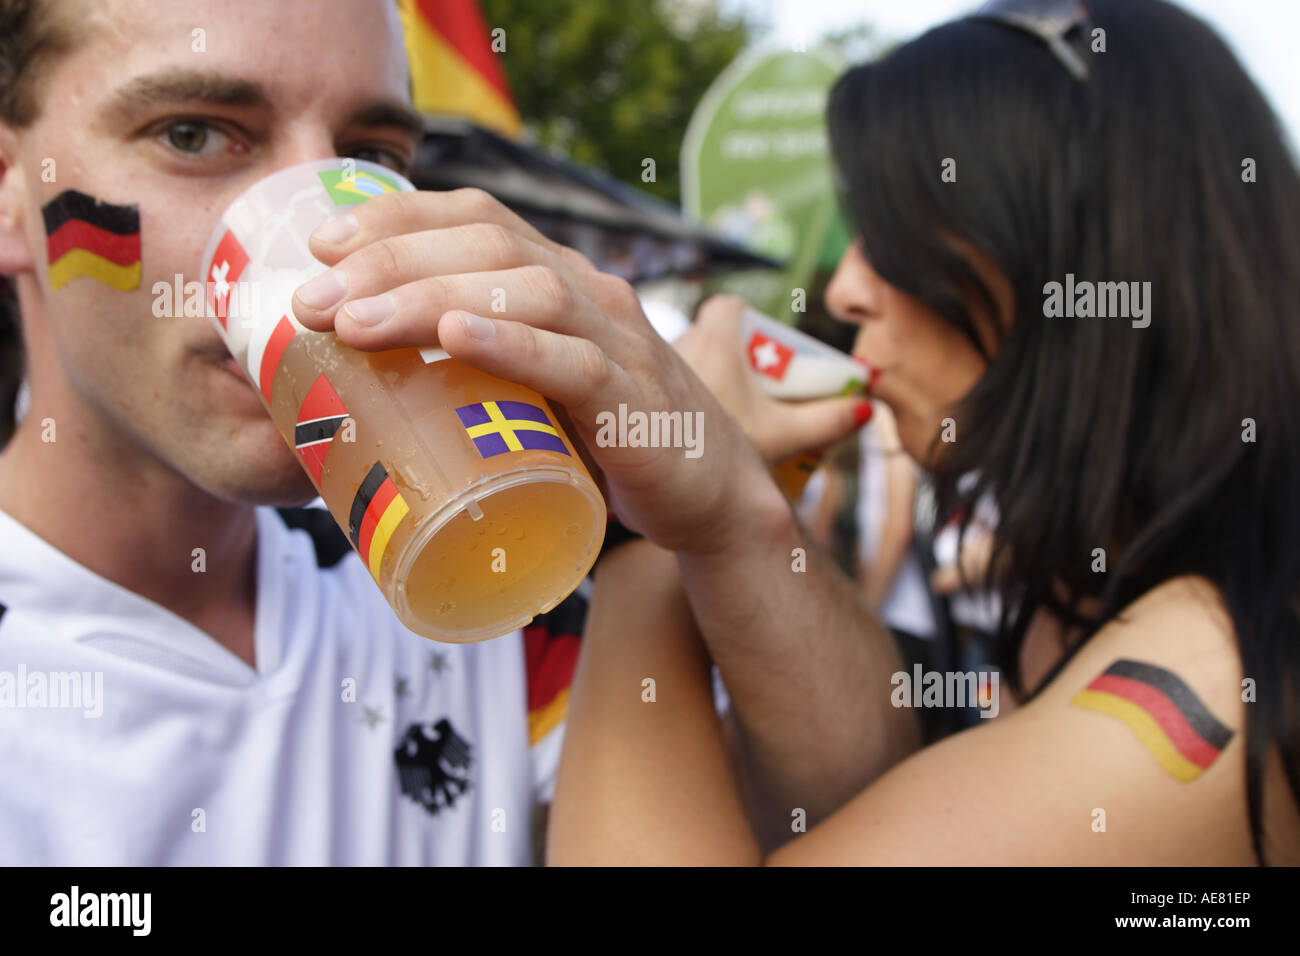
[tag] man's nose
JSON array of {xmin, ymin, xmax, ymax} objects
[{"xmin": 270, "ymin": 127, "xmax": 346, "ymax": 175}]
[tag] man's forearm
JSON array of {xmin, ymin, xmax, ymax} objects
[
  {"xmin": 548, "ymin": 540, "xmax": 759, "ymax": 865},
  {"xmin": 677, "ymin": 481, "xmax": 922, "ymax": 842},
  {"xmin": 860, "ymin": 527, "xmax": 912, "ymax": 609}
]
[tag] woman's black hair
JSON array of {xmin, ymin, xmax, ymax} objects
[{"xmin": 827, "ymin": 0, "xmax": 1300, "ymax": 864}]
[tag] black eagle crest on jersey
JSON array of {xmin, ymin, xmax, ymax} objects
[{"xmin": 394, "ymin": 718, "xmax": 473, "ymax": 815}]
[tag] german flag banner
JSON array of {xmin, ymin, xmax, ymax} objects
[
  {"xmin": 398, "ymin": 0, "xmax": 522, "ymax": 138},
  {"xmin": 43, "ymin": 190, "xmax": 141, "ymax": 291},
  {"xmin": 348, "ymin": 461, "xmax": 411, "ymax": 582},
  {"xmin": 1072, "ymin": 659, "xmax": 1234, "ymax": 782}
]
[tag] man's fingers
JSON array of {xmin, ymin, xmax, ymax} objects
[
  {"xmin": 307, "ymin": 188, "xmax": 594, "ymax": 275},
  {"xmin": 292, "ymin": 224, "xmax": 574, "ymax": 331},
  {"xmin": 301, "ymin": 265, "xmax": 615, "ymax": 356},
  {"xmin": 436, "ymin": 310, "xmax": 631, "ymax": 423}
]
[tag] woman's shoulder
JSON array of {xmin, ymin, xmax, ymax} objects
[
  {"xmin": 1013, "ymin": 574, "xmax": 1261, "ymax": 861},
  {"xmin": 1045, "ymin": 574, "xmax": 1237, "ymax": 702},
  {"xmin": 777, "ymin": 574, "xmax": 1260, "ymax": 864},
  {"xmin": 1023, "ymin": 575, "xmax": 1238, "ymax": 701},
  {"xmin": 1035, "ymin": 574, "xmax": 1242, "ymax": 738},
  {"xmin": 1114, "ymin": 574, "xmax": 1234, "ymax": 636}
]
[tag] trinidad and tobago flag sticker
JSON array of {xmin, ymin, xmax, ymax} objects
[{"xmin": 294, "ymin": 374, "xmax": 349, "ymax": 484}]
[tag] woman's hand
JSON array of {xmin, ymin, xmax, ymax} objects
[
  {"xmin": 290, "ymin": 189, "xmax": 780, "ymax": 554},
  {"xmin": 673, "ymin": 294, "xmax": 872, "ymax": 466}
]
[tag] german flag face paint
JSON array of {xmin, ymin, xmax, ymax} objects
[
  {"xmin": 294, "ymin": 374, "xmax": 349, "ymax": 484},
  {"xmin": 1072, "ymin": 659, "xmax": 1234, "ymax": 782},
  {"xmin": 43, "ymin": 190, "xmax": 141, "ymax": 291},
  {"xmin": 348, "ymin": 461, "xmax": 411, "ymax": 582}
]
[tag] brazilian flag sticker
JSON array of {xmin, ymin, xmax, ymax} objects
[{"xmin": 318, "ymin": 168, "xmax": 403, "ymax": 205}]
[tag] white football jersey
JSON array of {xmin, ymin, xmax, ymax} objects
[{"xmin": 0, "ymin": 504, "xmax": 579, "ymax": 865}]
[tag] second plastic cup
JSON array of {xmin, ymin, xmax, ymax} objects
[
  {"xmin": 199, "ymin": 159, "xmax": 606, "ymax": 642},
  {"xmin": 740, "ymin": 307, "xmax": 867, "ymax": 499}
]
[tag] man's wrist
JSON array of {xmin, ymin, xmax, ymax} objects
[{"xmin": 677, "ymin": 464, "xmax": 794, "ymax": 564}]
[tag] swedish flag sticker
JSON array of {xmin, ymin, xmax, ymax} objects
[
  {"xmin": 456, "ymin": 400, "xmax": 570, "ymax": 458},
  {"xmin": 318, "ymin": 168, "xmax": 402, "ymax": 205}
]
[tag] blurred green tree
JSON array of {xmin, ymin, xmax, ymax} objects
[{"xmin": 477, "ymin": 0, "xmax": 752, "ymax": 204}]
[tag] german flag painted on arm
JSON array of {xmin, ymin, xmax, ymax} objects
[
  {"xmin": 1071, "ymin": 659, "xmax": 1234, "ymax": 782},
  {"xmin": 43, "ymin": 190, "xmax": 141, "ymax": 291}
]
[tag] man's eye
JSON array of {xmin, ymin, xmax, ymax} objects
[
  {"xmin": 160, "ymin": 121, "xmax": 227, "ymax": 156},
  {"xmin": 347, "ymin": 147, "xmax": 410, "ymax": 173}
]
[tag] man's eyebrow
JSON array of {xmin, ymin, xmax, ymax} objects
[
  {"xmin": 101, "ymin": 69, "xmax": 271, "ymax": 119},
  {"xmin": 99, "ymin": 70, "xmax": 423, "ymax": 144},
  {"xmin": 343, "ymin": 101, "xmax": 426, "ymax": 140}
]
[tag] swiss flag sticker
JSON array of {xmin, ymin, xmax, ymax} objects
[
  {"xmin": 207, "ymin": 229, "xmax": 250, "ymax": 329},
  {"xmin": 748, "ymin": 331, "xmax": 795, "ymax": 381}
]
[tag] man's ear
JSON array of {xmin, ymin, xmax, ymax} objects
[{"xmin": 0, "ymin": 124, "xmax": 37, "ymax": 279}]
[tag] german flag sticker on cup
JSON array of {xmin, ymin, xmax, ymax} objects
[{"xmin": 348, "ymin": 461, "xmax": 412, "ymax": 582}]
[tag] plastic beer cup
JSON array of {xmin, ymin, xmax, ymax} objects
[
  {"xmin": 199, "ymin": 159, "xmax": 606, "ymax": 642},
  {"xmin": 739, "ymin": 307, "xmax": 868, "ymax": 499}
]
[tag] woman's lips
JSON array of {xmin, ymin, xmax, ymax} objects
[{"xmin": 853, "ymin": 355, "xmax": 883, "ymax": 393}]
